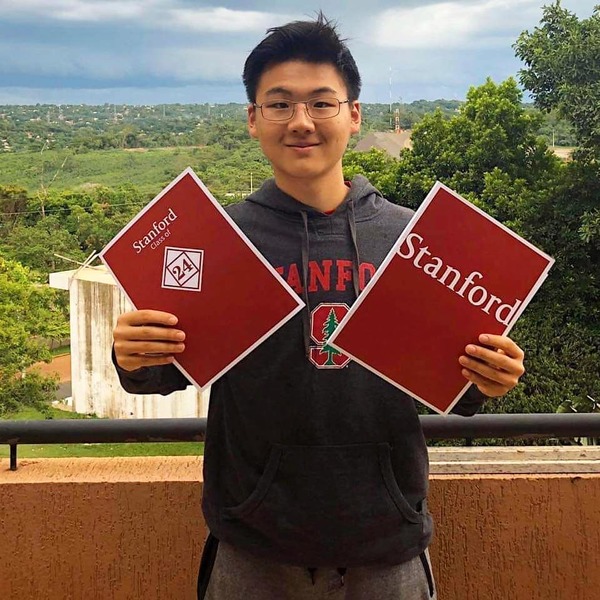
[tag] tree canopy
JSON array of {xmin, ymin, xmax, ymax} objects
[
  {"xmin": 514, "ymin": 1, "xmax": 600, "ymax": 165},
  {"xmin": 0, "ymin": 257, "xmax": 68, "ymax": 415},
  {"xmin": 0, "ymin": 2, "xmax": 598, "ymax": 417},
  {"xmin": 395, "ymin": 78, "xmax": 559, "ymax": 211}
]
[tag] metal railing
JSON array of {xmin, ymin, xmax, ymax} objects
[{"xmin": 1, "ymin": 413, "xmax": 600, "ymax": 471}]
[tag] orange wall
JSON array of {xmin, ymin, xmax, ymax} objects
[
  {"xmin": 0, "ymin": 458, "xmax": 205, "ymax": 600},
  {"xmin": 429, "ymin": 474, "xmax": 600, "ymax": 600},
  {"xmin": 1, "ymin": 457, "xmax": 599, "ymax": 600}
]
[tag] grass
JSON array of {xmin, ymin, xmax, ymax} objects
[
  {"xmin": 0, "ymin": 405, "xmax": 204, "ymax": 458},
  {"xmin": 0, "ymin": 443, "xmax": 204, "ymax": 459}
]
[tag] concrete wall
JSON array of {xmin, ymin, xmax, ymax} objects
[
  {"xmin": 49, "ymin": 269, "xmax": 209, "ymax": 419},
  {"xmin": 1, "ymin": 453, "xmax": 599, "ymax": 600}
]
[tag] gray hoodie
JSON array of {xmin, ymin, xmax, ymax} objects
[{"xmin": 116, "ymin": 175, "xmax": 485, "ymax": 567}]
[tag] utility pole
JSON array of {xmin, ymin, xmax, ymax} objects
[{"xmin": 389, "ymin": 67, "xmax": 393, "ymax": 129}]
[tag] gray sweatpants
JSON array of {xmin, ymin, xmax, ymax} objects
[{"xmin": 202, "ymin": 539, "xmax": 437, "ymax": 600}]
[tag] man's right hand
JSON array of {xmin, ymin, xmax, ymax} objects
[{"xmin": 113, "ymin": 310, "xmax": 186, "ymax": 372}]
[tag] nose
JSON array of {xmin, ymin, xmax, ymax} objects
[{"xmin": 287, "ymin": 102, "xmax": 315, "ymax": 132}]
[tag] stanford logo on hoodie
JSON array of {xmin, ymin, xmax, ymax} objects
[{"xmin": 309, "ymin": 303, "xmax": 351, "ymax": 369}]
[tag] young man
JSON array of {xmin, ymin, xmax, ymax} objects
[{"xmin": 113, "ymin": 15, "xmax": 525, "ymax": 600}]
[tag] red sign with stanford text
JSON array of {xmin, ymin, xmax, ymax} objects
[
  {"xmin": 100, "ymin": 168, "xmax": 304, "ymax": 389},
  {"xmin": 328, "ymin": 182, "xmax": 554, "ymax": 414}
]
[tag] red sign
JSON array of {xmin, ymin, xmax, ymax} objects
[
  {"xmin": 100, "ymin": 168, "xmax": 304, "ymax": 389},
  {"xmin": 328, "ymin": 182, "xmax": 554, "ymax": 414}
]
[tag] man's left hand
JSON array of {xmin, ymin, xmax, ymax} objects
[{"xmin": 459, "ymin": 334, "xmax": 525, "ymax": 398}]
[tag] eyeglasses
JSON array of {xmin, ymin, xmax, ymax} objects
[{"xmin": 253, "ymin": 97, "xmax": 350, "ymax": 121}]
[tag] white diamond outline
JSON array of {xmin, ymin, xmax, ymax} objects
[
  {"xmin": 164, "ymin": 249, "xmax": 202, "ymax": 290},
  {"xmin": 161, "ymin": 246, "xmax": 204, "ymax": 292},
  {"xmin": 169, "ymin": 252, "xmax": 200, "ymax": 287}
]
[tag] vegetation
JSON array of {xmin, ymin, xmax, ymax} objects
[
  {"xmin": 0, "ymin": 0, "xmax": 597, "ymax": 428},
  {"xmin": 0, "ymin": 442, "xmax": 203, "ymax": 458},
  {"xmin": 0, "ymin": 257, "xmax": 68, "ymax": 417},
  {"xmin": 0, "ymin": 98, "xmax": 575, "ymax": 156},
  {"xmin": 514, "ymin": 0, "xmax": 600, "ymax": 246}
]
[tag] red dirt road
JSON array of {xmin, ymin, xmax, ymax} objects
[{"xmin": 30, "ymin": 354, "xmax": 71, "ymax": 383}]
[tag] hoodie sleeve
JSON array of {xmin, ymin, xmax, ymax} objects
[
  {"xmin": 112, "ymin": 347, "xmax": 190, "ymax": 396},
  {"xmin": 450, "ymin": 385, "xmax": 487, "ymax": 416}
]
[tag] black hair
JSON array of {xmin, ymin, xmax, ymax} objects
[{"xmin": 243, "ymin": 12, "xmax": 361, "ymax": 103}]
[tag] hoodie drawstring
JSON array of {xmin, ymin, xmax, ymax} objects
[
  {"xmin": 300, "ymin": 211, "xmax": 312, "ymax": 356},
  {"xmin": 299, "ymin": 202, "xmax": 361, "ymax": 356},
  {"xmin": 347, "ymin": 202, "xmax": 361, "ymax": 299}
]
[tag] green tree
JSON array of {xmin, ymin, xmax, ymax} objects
[
  {"xmin": 495, "ymin": 1, "xmax": 600, "ymax": 414},
  {"xmin": 0, "ymin": 215, "xmax": 85, "ymax": 273},
  {"xmin": 343, "ymin": 148, "xmax": 402, "ymax": 203},
  {"xmin": 0, "ymin": 257, "xmax": 68, "ymax": 415},
  {"xmin": 514, "ymin": 1, "xmax": 600, "ymax": 165},
  {"xmin": 396, "ymin": 78, "xmax": 557, "ymax": 209},
  {"xmin": 0, "ymin": 185, "xmax": 29, "ymax": 231},
  {"xmin": 514, "ymin": 1, "xmax": 600, "ymax": 247}
]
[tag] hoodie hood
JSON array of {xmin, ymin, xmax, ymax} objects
[
  {"xmin": 244, "ymin": 175, "xmax": 385, "ymax": 355},
  {"xmin": 245, "ymin": 174, "xmax": 385, "ymax": 221}
]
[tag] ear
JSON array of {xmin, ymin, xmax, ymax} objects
[
  {"xmin": 247, "ymin": 103, "xmax": 258, "ymax": 139},
  {"xmin": 350, "ymin": 101, "xmax": 361, "ymax": 135}
]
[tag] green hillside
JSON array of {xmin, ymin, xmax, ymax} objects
[{"xmin": 0, "ymin": 144, "xmax": 272, "ymax": 199}]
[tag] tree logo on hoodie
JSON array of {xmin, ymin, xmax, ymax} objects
[{"xmin": 309, "ymin": 303, "xmax": 351, "ymax": 369}]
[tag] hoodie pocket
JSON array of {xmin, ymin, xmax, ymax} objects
[{"xmin": 222, "ymin": 443, "xmax": 424, "ymax": 558}]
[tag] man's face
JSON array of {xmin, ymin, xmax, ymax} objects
[{"xmin": 247, "ymin": 60, "xmax": 361, "ymax": 187}]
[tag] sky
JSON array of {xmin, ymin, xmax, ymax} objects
[{"xmin": 0, "ymin": 0, "xmax": 596, "ymax": 106}]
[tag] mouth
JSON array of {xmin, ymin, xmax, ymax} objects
[{"xmin": 285, "ymin": 142, "xmax": 320, "ymax": 149}]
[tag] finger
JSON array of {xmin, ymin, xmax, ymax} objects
[
  {"xmin": 117, "ymin": 310, "xmax": 178, "ymax": 328},
  {"xmin": 114, "ymin": 340, "xmax": 185, "ymax": 357},
  {"xmin": 118, "ymin": 354, "xmax": 178, "ymax": 372},
  {"xmin": 459, "ymin": 355, "xmax": 520, "ymax": 387},
  {"xmin": 478, "ymin": 334, "xmax": 524, "ymax": 360},
  {"xmin": 464, "ymin": 344, "xmax": 525, "ymax": 376},
  {"xmin": 461, "ymin": 368, "xmax": 508, "ymax": 398},
  {"xmin": 114, "ymin": 325, "xmax": 186, "ymax": 343}
]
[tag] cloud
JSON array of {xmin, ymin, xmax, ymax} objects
[
  {"xmin": 370, "ymin": 0, "xmax": 541, "ymax": 49},
  {"xmin": 0, "ymin": 0, "xmax": 299, "ymax": 33},
  {"xmin": 149, "ymin": 47, "xmax": 246, "ymax": 80},
  {"xmin": 0, "ymin": 83, "xmax": 246, "ymax": 105},
  {"xmin": 167, "ymin": 7, "xmax": 298, "ymax": 33},
  {"xmin": 0, "ymin": 0, "xmax": 596, "ymax": 105},
  {"xmin": 0, "ymin": 0, "xmax": 148, "ymax": 22},
  {"xmin": 0, "ymin": 41, "xmax": 136, "ymax": 79},
  {"xmin": 0, "ymin": 39, "xmax": 245, "ymax": 84},
  {"xmin": 0, "ymin": 2, "xmax": 302, "ymax": 87}
]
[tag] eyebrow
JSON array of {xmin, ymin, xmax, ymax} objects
[{"xmin": 264, "ymin": 86, "xmax": 339, "ymax": 97}]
